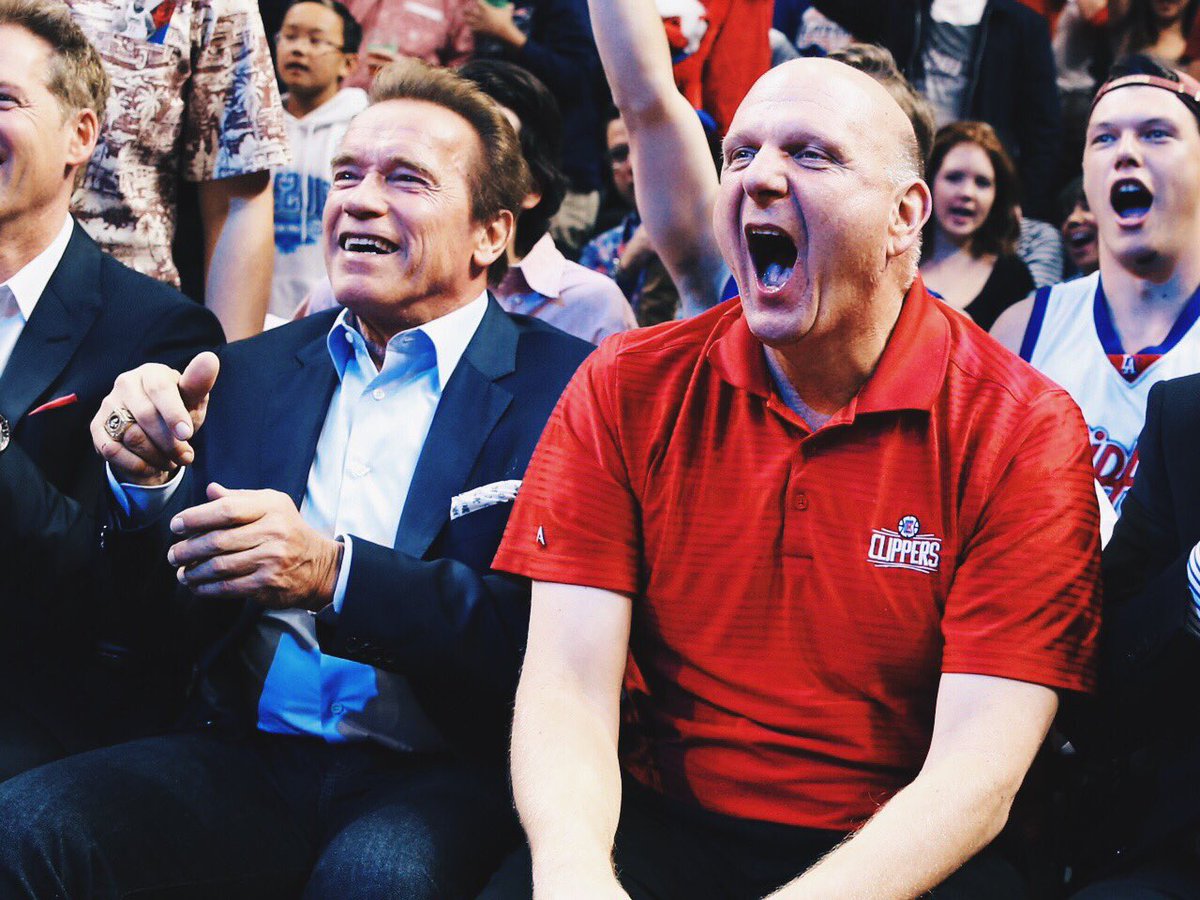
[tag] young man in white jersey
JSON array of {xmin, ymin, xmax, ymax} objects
[{"xmin": 992, "ymin": 56, "xmax": 1200, "ymax": 515}]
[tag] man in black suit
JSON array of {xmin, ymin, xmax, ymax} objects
[
  {"xmin": 1067, "ymin": 373, "xmax": 1200, "ymax": 897},
  {"xmin": 0, "ymin": 57, "xmax": 591, "ymax": 899},
  {"xmin": 0, "ymin": 0, "xmax": 223, "ymax": 781}
]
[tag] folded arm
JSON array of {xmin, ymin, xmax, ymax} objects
[{"xmin": 312, "ymin": 535, "xmax": 535, "ymax": 752}]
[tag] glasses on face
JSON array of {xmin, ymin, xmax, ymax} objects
[
  {"xmin": 608, "ymin": 143, "xmax": 631, "ymax": 165},
  {"xmin": 274, "ymin": 31, "xmax": 344, "ymax": 54}
]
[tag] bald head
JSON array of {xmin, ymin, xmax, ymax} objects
[
  {"xmin": 712, "ymin": 54, "xmax": 932, "ymax": 342},
  {"xmin": 731, "ymin": 58, "xmax": 923, "ymax": 187}
]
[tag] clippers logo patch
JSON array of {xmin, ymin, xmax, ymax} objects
[
  {"xmin": 868, "ymin": 515, "xmax": 942, "ymax": 574},
  {"xmin": 1106, "ymin": 352, "xmax": 1161, "ymax": 384}
]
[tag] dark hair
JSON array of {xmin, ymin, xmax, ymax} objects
[
  {"xmin": 1056, "ymin": 176, "xmax": 1087, "ymax": 227},
  {"xmin": 370, "ymin": 59, "xmax": 531, "ymax": 226},
  {"xmin": 829, "ymin": 42, "xmax": 933, "ymax": 173},
  {"xmin": 285, "ymin": 0, "xmax": 362, "ymax": 54},
  {"xmin": 0, "ymin": 0, "xmax": 109, "ymax": 125},
  {"xmin": 457, "ymin": 59, "xmax": 566, "ymax": 257},
  {"xmin": 1114, "ymin": 0, "xmax": 1198, "ymax": 62},
  {"xmin": 925, "ymin": 120, "xmax": 1022, "ymax": 258},
  {"xmin": 1098, "ymin": 53, "xmax": 1200, "ymax": 130}
]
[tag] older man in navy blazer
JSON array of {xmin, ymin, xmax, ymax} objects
[
  {"xmin": 0, "ymin": 0, "xmax": 222, "ymax": 781},
  {"xmin": 0, "ymin": 59, "xmax": 591, "ymax": 899}
]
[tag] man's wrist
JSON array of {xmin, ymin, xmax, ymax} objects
[
  {"xmin": 531, "ymin": 849, "xmax": 616, "ymax": 891},
  {"xmin": 119, "ymin": 466, "xmax": 177, "ymax": 488},
  {"xmin": 308, "ymin": 538, "xmax": 344, "ymax": 611}
]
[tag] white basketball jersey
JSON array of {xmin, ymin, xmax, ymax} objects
[{"xmin": 1021, "ymin": 271, "xmax": 1200, "ymax": 512}]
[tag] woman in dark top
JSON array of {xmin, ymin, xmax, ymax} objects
[{"xmin": 920, "ymin": 121, "xmax": 1034, "ymax": 331}]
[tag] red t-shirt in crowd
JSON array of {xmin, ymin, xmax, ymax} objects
[{"xmin": 493, "ymin": 280, "xmax": 1101, "ymax": 832}]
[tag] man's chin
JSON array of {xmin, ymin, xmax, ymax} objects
[
  {"xmin": 743, "ymin": 305, "xmax": 816, "ymax": 349},
  {"xmin": 1109, "ymin": 235, "xmax": 1171, "ymax": 277}
]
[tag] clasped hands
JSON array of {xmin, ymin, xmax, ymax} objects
[{"xmin": 91, "ymin": 353, "xmax": 342, "ymax": 611}]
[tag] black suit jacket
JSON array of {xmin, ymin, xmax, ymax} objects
[
  {"xmin": 106, "ymin": 299, "xmax": 592, "ymax": 757},
  {"xmin": 0, "ymin": 223, "xmax": 223, "ymax": 745},
  {"xmin": 1072, "ymin": 374, "xmax": 1200, "ymax": 870}
]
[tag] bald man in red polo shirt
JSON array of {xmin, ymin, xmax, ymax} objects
[{"xmin": 493, "ymin": 58, "xmax": 1100, "ymax": 900}]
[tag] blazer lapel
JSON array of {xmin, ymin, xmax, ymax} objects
[
  {"xmin": 259, "ymin": 327, "xmax": 339, "ymax": 504},
  {"xmin": 0, "ymin": 225, "xmax": 104, "ymax": 423},
  {"xmin": 394, "ymin": 299, "xmax": 518, "ymax": 558}
]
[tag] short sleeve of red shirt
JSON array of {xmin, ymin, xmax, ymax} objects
[
  {"xmin": 494, "ymin": 337, "xmax": 642, "ymax": 595},
  {"xmin": 941, "ymin": 389, "xmax": 1100, "ymax": 693}
]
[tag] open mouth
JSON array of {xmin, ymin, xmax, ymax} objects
[
  {"xmin": 1066, "ymin": 225, "xmax": 1096, "ymax": 250},
  {"xmin": 1110, "ymin": 179, "xmax": 1153, "ymax": 223},
  {"xmin": 339, "ymin": 234, "xmax": 399, "ymax": 255},
  {"xmin": 745, "ymin": 226, "xmax": 797, "ymax": 291},
  {"xmin": 948, "ymin": 204, "xmax": 974, "ymax": 219}
]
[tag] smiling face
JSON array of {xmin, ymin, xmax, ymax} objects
[
  {"xmin": 1062, "ymin": 196, "xmax": 1099, "ymax": 274},
  {"xmin": 1084, "ymin": 85, "xmax": 1200, "ymax": 279},
  {"xmin": 931, "ymin": 142, "xmax": 996, "ymax": 249},
  {"xmin": 275, "ymin": 2, "xmax": 352, "ymax": 103},
  {"xmin": 713, "ymin": 59, "xmax": 928, "ymax": 350},
  {"xmin": 0, "ymin": 25, "xmax": 96, "ymax": 244},
  {"xmin": 323, "ymin": 99, "xmax": 509, "ymax": 332}
]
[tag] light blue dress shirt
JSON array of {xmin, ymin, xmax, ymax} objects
[{"xmin": 112, "ymin": 293, "xmax": 489, "ymax": 749}]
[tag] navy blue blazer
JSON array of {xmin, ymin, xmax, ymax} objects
[
  {"xmin": 1068, "ymin": 374, "xmax": 1200, "ymax": 873},
  {"xmin": 0, "ymin": 223, "xmax": 222, "ymax": 746},
  {"xmin": 106, "ymin": 298, "xmax": 592, "ymax": 756}
]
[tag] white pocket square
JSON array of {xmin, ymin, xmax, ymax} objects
[{"xmin": 450, "ymin": 480, "xmax": 522, "ymax": 520}]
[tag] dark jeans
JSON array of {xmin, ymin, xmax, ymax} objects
[
  {"xmin": 481, "ymin": 778, "xmax": 1028, "ymax": 899},
  {"xmin": 0, "ymin": 702, "xmax": 66, "ymax": 783},
  {"xmin": 0, "ymin": 729, "xmax": 519, "ymax": 899}
]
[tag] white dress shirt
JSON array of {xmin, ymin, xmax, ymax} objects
[
  {"xmin": 112, "ymin": 293, "xmax": 490, "ymax": 749},
  {"xmin": 0, "ymin": 216, "xmax": 74, "ymax": 378}
]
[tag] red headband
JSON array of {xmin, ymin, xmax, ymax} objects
[{"xmin": 1091, "ymin": 70, "xmax": 1200, "ymax": 112}]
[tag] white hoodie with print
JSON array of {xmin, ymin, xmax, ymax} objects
[{"xmin": 272, "ymin": 87, "xmax": 369, "ymax": 319}]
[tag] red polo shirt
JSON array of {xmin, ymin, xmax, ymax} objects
[{"xmin": 494, "ymin": 281, "xmax": 1100, "ymax": 832}]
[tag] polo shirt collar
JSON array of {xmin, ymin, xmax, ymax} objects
[{"xmin": 708, "ymin": 277, "xmax": 949, "ymax": 415}]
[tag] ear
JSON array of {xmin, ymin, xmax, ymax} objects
[
  {"xmin": 888, "ymin": 179, "xmax": 932, "ymax": 260},
  {"xmin": 64, "ymin": 107, "xmax": 100, "ymax": 171},
  {"xmin": 339, "ymin": 51, "xmax": 358, "ymax": 83},
  {"xmin": 472, "ymin": 208, "xmax": 515, "ymax": 269},
  {"xmin": 519, "ymin": 189, "xmax": 543, "ymax": 211}
]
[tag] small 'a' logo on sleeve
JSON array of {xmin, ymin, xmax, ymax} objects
[{"xmin": 536, "ymin": 526, "xmax": 546, "ymax": 547}]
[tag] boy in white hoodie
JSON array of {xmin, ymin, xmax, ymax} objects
[{"xmin": 272, "ymin": 0, "xmax": 369, "ymax": 320}]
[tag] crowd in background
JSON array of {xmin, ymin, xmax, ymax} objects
[
  {"xmin": 3, "ymin": 0, "xmax": 1200, "ymax": 896},
  {"xmin": 65, "ymin": 0, "xmax": 1200, "ymax": 339}
]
